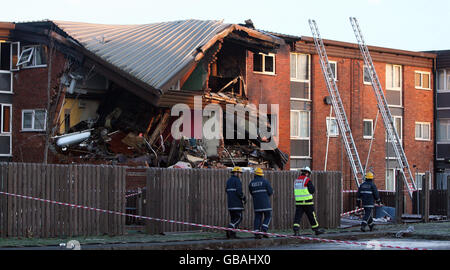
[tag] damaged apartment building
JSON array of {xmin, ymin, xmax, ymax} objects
[{"xmin": 3, "ymin": 19, "xmax": 288, "ymax": 169}]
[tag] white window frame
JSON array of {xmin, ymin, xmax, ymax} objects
[
  {"xmin": 329, "ymin": 61, "xmax": 337, "ymax": 81},
  {"xmin": 386, "ymin": 64, "xmax": 402, "ymax": 91},
  {"xmin": 290, "ymin": 110, "xmax": 310, "ymax": 140},
  {"xmin": 363, "ymin": 119, "xmax": 373, "ymax": 139},
  {"xmin": 17, "ymin": 47, "xmax": 34, "ymax": 66},
  {"xmin": 363, "ymin": 65, "xmax": 372, "ymax": 85},
  {"xmin": 386, "ymin": 115, "xmax": 402, "ymax": 142},
  {"xmin": 21, "ymin": 109, "xmax": 47, "ymax": 131},
  {"xmin": 415, "ymin": 122, "xmax": 431, "ymax": 141},
  {"xmin": 385, "ymin": 168, "xmax": 396, "ymax": 191},
  {"xmin": 0, "ymin": 103, "xmax": 12, "ymax": 157},
  {"xmin": 0, "ymin": 70, "xmax": 13, "ymax": 94},
  {"xmin": 415, "ymin": 71, "xmax": 431, "ymax": 90},
  {"xmin": 253, "ymin": 52, "xmax": 276, "ymax": 75},
  {"xmin": 18, "ymin": 45, "xmax": 47, "ymax": 69},
  {"xmin": 437, "ymin": 69, "xmax": 450, "ymax": 92},
  {"xmin": 290, "ymin": 53, "xmax": 310, "ymax": 82},
  {"xmin": 326, "ymin": 116, "xmax": 339, "ymax": 137}
]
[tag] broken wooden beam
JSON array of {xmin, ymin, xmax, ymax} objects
[{"xmin": 148, "ymin": 111, "xmax": 170, "ymax": 146}]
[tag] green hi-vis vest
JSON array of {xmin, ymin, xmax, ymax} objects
[{"xmin": 294, "ymin": 175, "xmax": 313, "ymax": 205}]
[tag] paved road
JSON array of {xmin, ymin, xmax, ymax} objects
[{"xmin": 253, "ymin": 238, "xmax": 450, "ymax": 250}]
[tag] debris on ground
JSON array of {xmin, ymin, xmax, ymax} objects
[{"xmin": 395, "ymin": 225, "xmax": 415, "ymax": 238}]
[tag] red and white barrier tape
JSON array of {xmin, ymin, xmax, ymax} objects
[
  {"xmin": 0, "ymin": 191, "xmax": 428, "ymax": 250},
  {"xmin": 340, "ymin": 208, "xmax": 364, "ymax": 217}
]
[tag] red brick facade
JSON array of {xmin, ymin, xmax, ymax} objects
[
  {"xmin": 12, "ymin": 51, "xmax": 67, "ymax": 163},
  {"xmin": 306, "ymin": 44, "xmax": 435, "ymax": 193},
  {"xmin": 245, "ymin": 45, "xmax": 291, "ymax": 166}
]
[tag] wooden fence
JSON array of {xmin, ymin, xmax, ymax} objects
[
  {"xmin": 0, "ymin": 163, "xmax": 126, "ymax": 238},
  {"xmin": 343, "ymin": 191, "xmax": 396, "ymax": 213},
  {"xmin": 412, "ymin": 190, "xmax": 448, "ymax": 216},
  {"xmin": 145, "ymin": 169, "xmax": 342, "ymax": 234}
]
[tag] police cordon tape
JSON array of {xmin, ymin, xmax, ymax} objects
[
  {"xmin": 340, "ymin": 207, "xmax": 364, "ymax": 216},
  {"xmin": 0, "ymin": 190, "xmax": 428, "ymax": 250}
]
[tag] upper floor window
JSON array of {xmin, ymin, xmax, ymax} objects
[
  {"xmin": 415, "ymin": 71, "xmax": 431, "ymax": 90},
  {"xmin": 386, "ymin": 64, "xmax": 402, "ymax": 90},
  {"xmin": 290, "ymin": 53, "xmax": 309, "ymax": 81},
  {"xmin": 17, "ymin": 45, "xmax": 47, "ymax": 68},
  {"xmin": 329, "ymin": 61, "xmax": 337, "ymax": 81},
  {"xmin": 437, "ymin": 69, "xmax": 450, "ymax": 92},
  {"xmin": 363, "ymin": 65, "xmax": 372, "ymax": 85},
  {"xmin": 290, "ymin": 110, "xmax": 309, "ymax": 139},
  {"xmin": 415, "ymin": 122, "xmax": 431, "ymax": 141},
  {"xmin": 437, "ymin": 119, "xmax": 450, "ymax": 142},
  {"xmin": 253, "ymin": 52, "xmax": 275, "ymax": 75},
  {"xmin": 0, "ymin": 42, "xmax": 19, "ymax": 93},
  {"xmin": 22, "ymin": 109, "xmax": 47, "ymax": 131},
  {"xmin": 0, "ymin": 104, "xmax": 12, "ymax": 134}
]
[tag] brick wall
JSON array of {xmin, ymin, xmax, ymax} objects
[
  {"xmin": 245, "ymin": 45, "xmax": 291, "ymax": 169},
  {"xmin": 310, "ymin": 53, "xmax": 434, "ymax": 192},
  {"xmin": 12, "ymin": 50, "xmax": 68, "ymax": 163}
]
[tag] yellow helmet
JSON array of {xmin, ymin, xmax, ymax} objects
[
  {"xmin": 365, "ymin": 172, "xmax": 374, "ymax": 180},
  {"xmin": 254, "ymin": 168, "xmax": 264, "ymax": 176},
  {"xmin": 232, "ymin": 166, "xmax": 243, "ymax": 173}
]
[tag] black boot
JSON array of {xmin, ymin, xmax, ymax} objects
[
  {"xmin": 226, "ymin": 230, "xmax": 231, "ymax": 239},
  {"xmin": 293, "ymin": 230, "xmax": 299, "ymax": 236},
  {"xmin": 361, "ymin": 223, "xmax": 367, "ymax": 232},
  {"xmin": 314, "ymin": 228, "xmax": 325, "ymax": 235},
  {"xmin": 369, "ymin": 224, "xmax": 374, "ymax": 231}
]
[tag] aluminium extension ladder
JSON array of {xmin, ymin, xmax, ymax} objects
[
  {"xmin": 309, "ymin": 19, "xmax": 364, "ymax": 187},
  {"xmin": 349, "ymin": 17, "xmax": 417, "ymax": 199}
]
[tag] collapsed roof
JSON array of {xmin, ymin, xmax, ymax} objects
[{"xmin": 13, "ymin": 19, "xmax": 283, "ymax": 105}]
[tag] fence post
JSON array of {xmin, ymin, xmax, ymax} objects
[
  {"xmin": 146, "ymin": 168, "xmax": 161, "ymax": 234},
  {"xmin": 421, "ymin": 172, "xmax": 430, "ymax": 222},
  {"xmin": 395, "ymin": 169, "xmax": 403, "ymax": 224}
]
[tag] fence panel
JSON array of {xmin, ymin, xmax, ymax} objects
[
  {"xmin": 145, "ymin": 169, "xmax": 341, "ymax": 234},
  {"xmin": 0, "ymin": 162, "xmax": 125, "ymax": 238}
]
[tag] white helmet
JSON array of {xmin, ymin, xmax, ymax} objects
[{"xmin": 300, "ymin": 166, "xmax": 311, "ymax": 174}]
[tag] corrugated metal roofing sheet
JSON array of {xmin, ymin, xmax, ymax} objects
[{"xmin": 52, "ymin": 19, "xmax": 232, "ymax": 91}]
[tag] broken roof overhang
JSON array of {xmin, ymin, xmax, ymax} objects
[{"xmin": 13, "ymin": 20, "xmax": 282, "ymax": 106}]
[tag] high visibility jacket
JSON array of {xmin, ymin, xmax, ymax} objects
[
  {"xmin": 294, "ymin": 175, "xmax": 314, "ymax": 205},
  {"xmin": 226, "ymin": 175, "xmax": 245, "ymax": 211}
]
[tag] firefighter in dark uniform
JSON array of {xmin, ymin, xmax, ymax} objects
[
  {"xmin": 249, "ymin": 168, "xmax": 273, "ymax": 239},
  {"xmin": 225, "ymin": 166, "xmax": 246, "ymax": 239},
  {"xmin": 293, "ymin": 167, "xmax": 325, "ymax": 236},
  {"xmin": 357, "ymin": 171, "xmax": 381, "ymax": 232}
]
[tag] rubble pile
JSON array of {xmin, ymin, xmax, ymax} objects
[{"xmin": 51, "ymin": 113, "xmax": 288, "ymax": 170}]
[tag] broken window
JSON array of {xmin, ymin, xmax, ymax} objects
[
  {"xmin": 0, "ymin": 42, "xmax": 18, "ymax": 93},
  {"xmin": 253, "ymin": 52, "xmax": 275, "ymax": 74},
  {"xmin": 22, "ymin": 109, "xmax": 47, "ymax": 131},
  {"xmin": 18, "ymin": 45, "xmax": 47, "ymax": 68}
]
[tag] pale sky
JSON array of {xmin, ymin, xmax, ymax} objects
[{"xmin": 1, "ymin": 0, "xmax": 449, "ymax": 51}]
